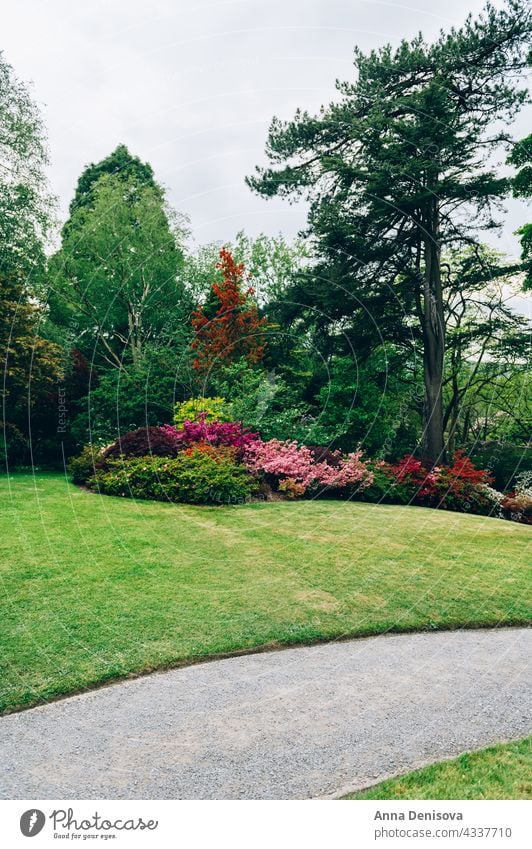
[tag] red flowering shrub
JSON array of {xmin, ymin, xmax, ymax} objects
[
  {"xmin": 391, "ymin": 455, "xmax": 439, "ymax": 501},
  {"xmin": 433, "ymin": 451, "xmax": 495, "ymax": 513},
  {"xmin": 386, "ymin": 451, "xmax": 496, "ymax": 514}
]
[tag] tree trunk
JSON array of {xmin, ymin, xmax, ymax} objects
[
  {"xmin": 422, "ymin": 199, "xmax": 446, "ymax": 467},
  {"xmin": 127, "ymin": 309, "xmax": 141, "ymax": 366}
]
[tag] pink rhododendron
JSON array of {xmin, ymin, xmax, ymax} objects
[{"xmin": 244, "ymin": 439, "xmax": 373, "ymax": 493}]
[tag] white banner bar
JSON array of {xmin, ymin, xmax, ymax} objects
[{"xmin": 0, "ymin": 799, "xmax": 530, "ymax": 848}]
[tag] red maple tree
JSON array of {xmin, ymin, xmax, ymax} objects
[{"xmin": 191, "ymin": 248, "xmax": 268, "ymax": 375}]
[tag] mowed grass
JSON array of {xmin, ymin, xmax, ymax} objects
[
  {"xmin": 344, "ymin": 738, "xmax": 532, "ymax": 800},
  {"xmin": 0, "ymin": 472, "xmax": 530, "ymax": 714}
]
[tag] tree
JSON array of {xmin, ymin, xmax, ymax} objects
[
  {"xmin": 191, "ymin": 249, "xmax": 268, "ymax": 378},
  {"xmin": 248, "ymin": 0, "xmax": 531, "ymax": 464},
  {"xmin": 441, "ymin": 247, "xmax": 529, "ymax": 451},
  {"xmin": 50, "ymin": 171, "xmax": 190, "ymax": 369},
  {"xmin": 0, "ymin": 51, "xmax": 55, "ymax": 280},
  {"xmin": 0, "ymin": 272, "xmax": 61, "ymax": 463},
  {"xmin": 509, "ymin": 134, "xmax": 532, "ymax": 289},
  {"xmin": 66, "ymin": 143, "xmax": 158, "ymax": 221}
]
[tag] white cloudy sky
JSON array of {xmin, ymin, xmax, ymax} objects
[{"xmin": 2, "ymin": 0, "xmax": 530, "ymax": 257}]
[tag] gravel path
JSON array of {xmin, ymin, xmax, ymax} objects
[{"xmin": 1, "ymin": 628, "xmax": 530, "ymax": 799}]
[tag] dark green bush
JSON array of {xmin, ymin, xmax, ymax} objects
[
  {"xmin": 89, "ymin": 450, "xmax": 256, "ymax": 505},
  {"xmin": 68, "ymin": 445, "xmax": 105, "ymax": 485},
  {"xmin": 469, "ymin": 442, "xmax": 531, "ymax": 492},
  {"xmin": 0, "ymin": 422, "xmax": 29, "ymax": 467}
]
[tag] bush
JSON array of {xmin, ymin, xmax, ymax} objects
[
  {"xmin": 243, "ymin": 438, "xmax": 374, "ymax": 496},
  {"xmin": 278, "ymin": 478, "xmax": 306, "ymax": 499},
  {"xmin": 384, "ymin": 451, "xmax": 498, "ymax": 515},
  {"xmin": 90, "ymin": 449, "xmax": 256, "ymax": 505},
  {"xmin": 173, "ymin": 397, "xmax": 232, "ymax": 428},
  {"xmin": 103, "ymin": 426, "xmax": 181, "ymax": 461},
  {"xmin": 501, "ymin": 471, "xmax": 532, "ymax": 524},
  {"xmin": 162, "ymin": 420, "xmax": 258, "ymax": 459},
  {"xmin": 68, "ymin": 445, "xmax": 106, "ymax": 485},
  {"xmin": 469, "ymin": 442, "xmax": 531, "ymax": 492},
  {"xmin": 0, "ymin": 422, "xmax": 29, "ymax": 467},
  {"xmin": 432, "ymin": 451, "xmax": 495, "ymax": 514}
]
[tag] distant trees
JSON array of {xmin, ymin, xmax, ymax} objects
[
  {"xmin": 248, "ymin": 0, "xmax": 531, "ymax": 464},
  {"xmin": 0, "ymin": 19, "xmax": 529, "ymax": 468},
  {"xmin": 0, "ymin": 273, "xmax": 61, "ymax": 463},
  {"xmin": 0, "ymin": 51, "xmax": 55, "ymax": 280}
]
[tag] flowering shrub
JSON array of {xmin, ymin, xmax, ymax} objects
[
  {"xmin": 432, "ymin": 451, "xmax": 495, "ymax": 513},
  {"xmin": 90, "ymin": 450, "xmax": 256, "ymax": 505},
  {"xmin": 373, "ymin": 451, "xmax": 498, "ymax": 515},
  {"xmin": 278, "ymin": 478, "xmax": 306, "ymax": 499},
  {"xmin": 162, "ymin": 419, "xmax": 259, "ymax": 459},
  {"xmin": 501, "ymin": 492, "xmax": 532, "ymax": 524},
  {"xmin": 173, "ymin": 397, "xmax": 231, "ymax": 428},
  {"xmin": 390, "ymin": 455, "xmax": 439, "ymax": 501},
  {"xmin": 243, "ymin": 438, "xmax": 374, "ymax": 495},
  {"xmin": 501, "ymin": 472, "xmax": 532, "ymax": 524}
]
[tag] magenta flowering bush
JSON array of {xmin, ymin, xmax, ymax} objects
[
  {"xmin": 243, "ymin": 438, "xmax": 373, "ymax": 495},
  {"xmin": 161, "ymin": 417, "xmax": 259, "ymax": 458}
]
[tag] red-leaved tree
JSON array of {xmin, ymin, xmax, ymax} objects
[{"xmin": 191, "ymin": 249, "xmax": 268, "ymax": 375}]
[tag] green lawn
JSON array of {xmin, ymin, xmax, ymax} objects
[
  {"xmin": 1, "ymin": 472, "xmax": 530, "ymax": 714},
  {"xmin": 343, "ymin": 738, "xmax": 532, "ymax": 799}
]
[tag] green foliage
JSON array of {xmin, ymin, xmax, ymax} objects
[
  {"xmin": 91, "ymin": 450, "xmax": 256, "ymax": 504},
  {"xmin": 67, "ymin": 445, "xmax": 104, "ymax": 485},
  {"xmin": 303, "ymin": 352, "xmax": 418, "ymax": 456},
  {"xmin": 0, "ymin": 51, "xmax": 54, "ymax": 279},
  {"xmin": 180, "ymin": 231, "xmax": 309, "ymax": 305},
  {"xmin": 509, "ymin": 134, "xmax": 532, "ymax": 289},
  {"xmin": 211, "ymin": 359, "xmax": 309, "ymax": 441},
  {"xmin": 469, "ymin": 442, "xmax": 531, "ymax": 492},
  {"xmin": 0, "ymin": 273, "xmax": 62, "ymax": 463},
  {"xmin": 0, "ymin": 421, "xmax": 29, "ymax": 467},
  {"xmin": 49, "ymin": 171, "xmax": 190, "ymax": 369},
  {"xmin": 70, "ymin": 344, "xmax": 194, "ymax": 449},
  {"xmin": 67, "ymin": 144, "xmax": 158, "ymax": 219},
  {"xmin": 173, "ymin": 396, "xmax": 232, "ymax": 427},
  {"xmin": 248, "ymin": 0, "xmax": 531, "ymax": 462}
]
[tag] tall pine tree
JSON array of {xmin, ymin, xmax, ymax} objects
[{"xmin": 248, "ymin": 0, "xmax": 530, "ymax": 463}]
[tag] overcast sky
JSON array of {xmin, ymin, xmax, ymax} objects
[{"xmin": 2, "ymin": 0, "xmax": 530, "ymax": 258}]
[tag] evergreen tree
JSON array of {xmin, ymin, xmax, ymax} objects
[
  {"xmin": 509, "ymin": 134, "xmax": 532, "ymax": 289},
  {"xmin": 67, "ymin": 143, "xmax": 157, "ymax": 218},
  {"xmin": 248, "ymin": 0, "xmax": 531, "ymax": 463}
]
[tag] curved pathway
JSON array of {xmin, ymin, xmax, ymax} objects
[{"xmin": 1, "ymin": 628, "xmax": 530, "ymax": 799}]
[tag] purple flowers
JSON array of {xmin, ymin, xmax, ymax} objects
[{"xmin": 161, "ymin": 417, "xmax": 259, "ymax": 457}]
